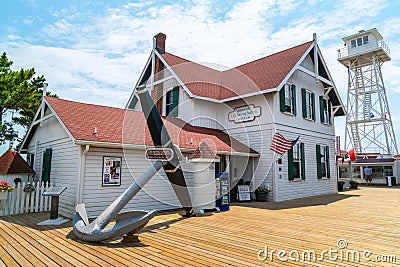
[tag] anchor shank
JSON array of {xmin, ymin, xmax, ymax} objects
[
  {"xmin": 137, "ymin": 85, "xmax": 193, "ymax": 211},
  {"xmin": 92, "ymin": 160, "xmax": 164, "ymax": 230}
]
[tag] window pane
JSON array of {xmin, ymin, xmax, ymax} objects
[
  {"xmin": 351, "ymin": 40, "xmax": 356, "ymax": 48},
  {"xmin": 321, "ymin": 165, "xmax": 326, "ymax": 177},
  {"xmin": 165, "ymin": 90, "xmax": 173, "ymax": 115},
  {"xmin": 383, "ymin": 166, "xmax": 393, "ymax": 176},
  {"xmin": 293, "ymin": 144, "xmax": 300, "ymax": 160},
  {"xmin": 294, "ymin": 162, "xmax": 300, "ymax": 179},
  {"xmin": 320, "ymin": 146, "xmax": 326, "ymax": 177},
  {"xmin": 339, "ymin": 166, "xmax": 348, "ymax": 178},
  {"xmin": 363, "ymin": 36, "xmax": 368, "ymax": 44},
  {"xmin": 357, "ymin": 38, "xmax": 362, "ymax": 46},
  {"xmin": 353, "ymin": 166, "xmax": 361, "ymax": 178}
]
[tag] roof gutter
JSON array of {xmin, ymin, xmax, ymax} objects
[
  {"xmin": 74, "ymin": 140, "xmax": 148, "ymax": 150},
  {"xmin": 73, "ymin": 140, "xmax": 258, "ymax": 157}
]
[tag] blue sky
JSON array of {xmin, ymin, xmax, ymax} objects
[{"xmin": 1, "ymin": 0, "xmax": 400, "ymax": 155}]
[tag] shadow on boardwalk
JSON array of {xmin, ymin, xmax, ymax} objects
[{"xmin": 232, "ymin": 192, "xmax": 360, "ymax": 210}]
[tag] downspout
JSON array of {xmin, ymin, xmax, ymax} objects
[
  {"xmin": 76, "ymin": 145, "xmax": 90, "ymax": 204},
  {"xmin": 39, "ymin": 83, "xmax": 48, "ymax": 127}
]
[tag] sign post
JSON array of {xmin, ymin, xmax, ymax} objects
[{"xmin": 37, "ymin": 186, "xmax": 68, "ymax": 225}]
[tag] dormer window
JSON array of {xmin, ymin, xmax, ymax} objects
[
  {"xmin": 279, "ymin": 83, "xmax": 297, "ymax": 115},
  {"xmin": 165, "ymin": 86, "xmax": 179, "ymax": 117},
  {"xmin": 319, "ymin": 96, "xmax": 332, "ymax": 125}
]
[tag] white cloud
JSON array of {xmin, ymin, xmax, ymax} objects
[{"xmin": 2, "ymin": 0, "xmax": 399, "ymax": 147}]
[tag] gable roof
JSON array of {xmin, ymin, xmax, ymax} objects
[
  {"xmin": 21, "ymin": 97, "xmax": 257, "ymax": 156},
  {"xmin": 160, "ymin": 41, "xmax": 313, "ymax": 101},
  {"xmin": 127, "ymin": 35, "xmax": 345, "ymax": 116},
  {"xmin": 0, "ymin": 148, "xmax": 34, "ymax": 175}
]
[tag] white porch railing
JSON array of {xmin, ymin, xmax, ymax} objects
[{"xmin": 0, "ymin": 182, "xmax": 52, "ymax": 216}]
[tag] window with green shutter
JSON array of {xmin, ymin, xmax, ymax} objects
[
  {"xmin": 288, "ymin": 142, "xmax": 305, "ymax": 180},
  {"xmin": 280, "ymin": 83, "xmax": 296, "ymax": 115},
  {"xmin": 165, "ymin": 86, "xmax": 179, "ymax": 117},
  {"xmin": 316, "ymin": 144, "xmax": 322, "ymax": 179},
  {"xmin": 319, "ymin": 96, "xmax": 332, "ymax": 124},
  {"xmin": 316, "ymin": 144, "xmax": 330, "ymax": 179},
  {"xmin": 42, "ymin": 148, "xmax": 52, "ymax": 184},
  {"xmin": 302, "ymin": 88, "xmax": 315, "ymax": 120}
]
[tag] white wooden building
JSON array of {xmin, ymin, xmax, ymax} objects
[
  {"xmin": 127, "ymin": 33, "xmax": 346, "ymax": 202},
  {"xmin": 21, "ymin": 33, "xmax": 345, "ymax": 218},
  {"xmin": 20, "ymin": 97, "xmax": 255, "ymax": 218}
]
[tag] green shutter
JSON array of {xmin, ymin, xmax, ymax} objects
[
  {"xmin": 288, "ymin": 148, "xmax": 294, "ymax": 181},
  {"xmin": 319, "ymin": 96, "xmax": 325, "ymax": 123},
  {"xmin": 279, "ymin": 86, "xmax": 285, "ymax": 112},
  {"xmin": 316, "ymin": 144, "xmax": 322, "ymax": 179},
  {"xmin": 291, "ymin": 84, "xmax": 296, "ymax": 116},
  {"xmin": 311, "ymin": 92, "xmax": 316, "ymax": 121},
  {"xmin": 42, "ymin": 148, "xmax": 52, "ymax": 183},
  {"xmin": 300, "ymin": 142, "xmax": 306, "ymax": 180},
  {"xmin": 327, "ymin": 100, "xmax": 332, "ymax": 124},
  {"xmin": 301, "ymin": 88, "xmax": 307, "ymax": 118},
  {"xmin": 326, "ymin": 145, "xmax": 330, "ymax": 178},
  {"xmin": 170, "ymin": 86, "xmax": 179, "ymax": 117}
]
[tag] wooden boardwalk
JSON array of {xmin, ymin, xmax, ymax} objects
[{"xmin": 0, "ymin": 186, "xmax": 399, "ymax": 266}]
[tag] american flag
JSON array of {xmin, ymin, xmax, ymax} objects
[{"xmin": 269, "ymin": 133, "xmax": 299, "ymax": 155}]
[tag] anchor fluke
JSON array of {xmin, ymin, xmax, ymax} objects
[{"xmin": 73, "ymin": 205, "xmax": 157, "ymax": 242}]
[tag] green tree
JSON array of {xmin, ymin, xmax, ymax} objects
[{"xmin": 0, "ymin": 52, "xmax": 57, "ymax": 146}]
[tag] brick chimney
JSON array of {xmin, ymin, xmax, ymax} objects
[
  {"xmin": 152, "ymin": 33, "xmax": 166, "ymax": 114},
  {"xmin": 154, "ymin": 32, "xmax": 166, "ymax": 54}
]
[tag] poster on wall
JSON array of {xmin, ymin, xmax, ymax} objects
[
  {"xmin": 102, "ymin": 156, "xmax": 122, "ymax": 186},
  {"xmin": 237, "ymin": 185, "xmax": 251, "ymax": 201}
]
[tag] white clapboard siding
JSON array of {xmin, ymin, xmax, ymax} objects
[
  {"xmin": 0, "ymin": 182, "xmax": 52, "ymax": 216},
  {"xmin": 26, "ymin": 115, "xmax": 80, "ymax": 218},
  {"xmin": 273, "ymin": 126, "xmax": 337, "ymax": 202},
  {"xmin": 82, "ymin": 147, "xmax": 195, "ymax": 218}
]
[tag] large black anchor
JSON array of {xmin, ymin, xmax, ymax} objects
[{"xmin": 73, "ymin": 84, "xmax": 193, "ymax": 242}]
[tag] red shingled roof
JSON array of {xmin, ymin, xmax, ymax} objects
[
  {"xmin": 46, "ymin": 97, "xmax": 257, "ymax": 155},
  {"xmin": 0, "ymin": 149, "xmax": 34, "ymax": 175},
  {"xmin": 161, "ymin": 41, "xmax": 313, "ymax": 100}
]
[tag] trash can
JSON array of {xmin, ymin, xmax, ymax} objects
[{"xmin": 386, "ymin": 176, "xmax": 396, "ymax": 186}]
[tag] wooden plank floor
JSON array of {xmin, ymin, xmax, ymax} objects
[{"xmin": 0, "ymin": 186, "xmax": 399, "ymax": 266}]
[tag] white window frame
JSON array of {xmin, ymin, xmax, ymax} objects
[
  {"xmin": 305, "ymin": 90, "xmax": 314, "ymax": 120},
  {"xmin": 351, "ymin": 40, "xmax": 356, "ymax": 48},
  {"xmin": 293, "ymin": 144, "xmax": 302, "ymax": 180},
  {"xmin": 284, "ymin": 83, "xmax": 294, "ymax": 114},
  {"xmin": 320, "ymin": 146, "xmax": 328, "ymax": 178},
  {"xmin": 363, "ymin": 35, "xmax": 368, "ymax": 45},
  {"xmin": 163, "ymin": 87, "xmax": 174, "ymax": 116},
  {"xmin": 323, "ymin": 97, "xmax": 331, "ymax": 125}
]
